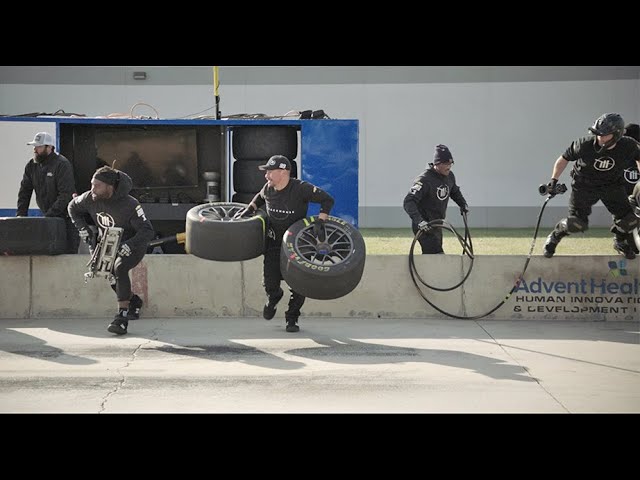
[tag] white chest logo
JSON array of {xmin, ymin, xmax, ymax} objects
[
  {"xmin": 436, "ymin": 185, "xmax": 449, "ymax": 201},
  {"xmin": 96, "ymin": 212, "xmax": 115, "ymax": 228},
  {"xmin": 594, "ymin": 156, "xmax": 615, "ymax": 171}
]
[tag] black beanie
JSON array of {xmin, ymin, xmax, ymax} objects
[
  {"xmin": 433, "ymin": 144, "xmax": 453, "ymax": 164},
  {"xmin": 625, "ymin": 123, "xmax": 639, "ymax": 142},
  {"xmin": 93, "ymin": 169, "xmax": 119, "ymax": 186}
]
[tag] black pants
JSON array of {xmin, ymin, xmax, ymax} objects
[
  {"xmin": 112, "ymin": 247, "xmax": 146, "ymax": 302},
  {"xmin": 412, "ymin": 223, "xmax": 444, "ymax": 254},
  {"xmin": 557, "ymin": 183, "xmax": 634, "ymax": 242},
  {"xmin": 64, "ymin": 217, "xmax": 80, "ymax": 254},
  {"xmin": 263, "ymin": 243, "xmax": 305, "ymax": 321}
]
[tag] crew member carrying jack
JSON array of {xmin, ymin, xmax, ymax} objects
[{"xmin": 68, "ymin": 166, "xmax": 155, "ymax": 335}]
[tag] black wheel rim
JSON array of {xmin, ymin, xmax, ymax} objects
[{"xmin": 292, "ymin": 224, "xmax": 354, "ymax": 266}]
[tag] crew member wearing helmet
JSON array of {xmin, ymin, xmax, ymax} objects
[
  {"xmin": 542, "ymin": 113, "xmax": 640, "ymax": 260},
  {"xmin": 403, "ymin": 144, "xmax": 469, "ymax": 254}
]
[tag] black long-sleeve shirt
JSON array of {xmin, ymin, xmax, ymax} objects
[
  {"xmin": 252, "ymin": 178, "xmax": 335, "ymax": 242},
  {"xmin": 68, "ymin": 170, "xmax": 155, "ymax": 251},
  {"xmin": 17, "ymin": 151, "xmax": 76, "ymax": 218},
  {"xmin": 403, "ymin": 167, "xmax": 467, "ymax": 225}
]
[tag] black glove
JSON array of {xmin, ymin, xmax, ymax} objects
[
  {"xmin": 78, "ymin": 228, "xmax": 90, "ymax": 244},
  {"xmin": 547, "ymin": 178, "xmax": 558, "ymax": 197},
  {"xmin": 417, "ymin": 220, "xmax": 431, "ymax": 233},
  {"xmin": 78, "ymin": 227, "xmax": 96, "ymax": 247},
  {"xmin": 312, "ymin": 218, "xmax": 326, "ymax": 241},
  {"xmin": 460, "ymin": 204, "xmax": 469, "ymax": 215},
  {"xmin": 233, "ymin": 204, "xmax": 255, "ymax": 220},
  {"xmin": 118, "ymin": 243, "xmax": 132, "ymax": 257}
]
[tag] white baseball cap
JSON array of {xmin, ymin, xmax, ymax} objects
[{"xmin": 27, "ymin": 132, "xmax": 54, "ymax": 147}]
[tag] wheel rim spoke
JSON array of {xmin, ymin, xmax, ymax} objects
[
  {"xmin": 198, "ymin": 204, "xmax": 246, "ymax": 221},
  {"xmin": 294, "ymin": 224, "xmax": 353, "ymax": 266}
]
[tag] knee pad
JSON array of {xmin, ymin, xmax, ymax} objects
[
  {"xmin": 612, "ymin": 211, "xmax": 640, "ymax": 234},
  {"xmin": 557, "ymin": 216, "xmax": 588, "ymax": 234}
]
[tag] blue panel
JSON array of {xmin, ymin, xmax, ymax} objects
[
  {"xmin": 300, "ymin": 120, "xmax": 359, "ymax": 227},
  {"xmin": 0, "ymin": 209, "xmax": 42, "ymax": 217}
]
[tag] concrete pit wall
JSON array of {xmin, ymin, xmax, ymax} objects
[{"xmin": 1, "ymin": 254, "xmax": 638, "ymax": 321}]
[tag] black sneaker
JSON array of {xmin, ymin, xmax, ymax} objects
[
  {"xmin": 108, "ymin": 310, "xmax": 129, "ymax": 335},
  {"xmin": 285, "ymin": 319, "xmax": 300, "ymax": 333},
  {"xmin": 128, "ymin": 294, "xmax": 143, "ymax": 320},
  {"xmin": 613, "ymin": 240, "xmax": 636, "ymax": 260},
  {"xmin": 263, "ymin": 288, "xmax": 284, "ymax": 320},
  {"xmin": 543, "ymin": 233, "xmax": 559, "ymax": 258}
]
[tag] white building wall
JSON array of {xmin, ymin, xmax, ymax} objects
[{"xmin": 1, "ymin": 66, "xmax": 638, "ymax": 227}]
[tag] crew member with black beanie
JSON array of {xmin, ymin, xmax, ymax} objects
[
  {"xmin": 68, "ymin": 166, "xmax": 155, "ymax": 335},
  {"xmin": 403, "ymin": 144, "xmax": 469, "ymax": 254}
]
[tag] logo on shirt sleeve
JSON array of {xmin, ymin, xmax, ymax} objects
[
  {"xmin": 624, "ymin": 168, "xmax": 639, "ymax": 185},
  {"xmin": 135, "ymin": 205, "xmax": 148, "ymax": 222}
]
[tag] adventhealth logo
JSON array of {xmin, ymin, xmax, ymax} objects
[
  {"xmin": 515, "ymin": 277, "xmax": 639, "ymax": 295},
  {"xmin": 515, "ymin": 260, "xmax": 638, "ymax": 295},
  {"xmin": 514, "ymin": 260, "xmax": 639, "ymax": 315}
]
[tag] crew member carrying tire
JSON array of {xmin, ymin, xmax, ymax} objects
[{"xmin": 234, "ymin": 155, "xmax": 334, "ymax": 333}]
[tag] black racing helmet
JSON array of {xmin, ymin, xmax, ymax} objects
[{"xmin": 589, "ymin": 113, "xmax": 625, "ymax": 150}]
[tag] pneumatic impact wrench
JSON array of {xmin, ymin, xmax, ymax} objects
[{"xmin": 538, "ymin": 182, "xmax": 567, "ymax": 197}]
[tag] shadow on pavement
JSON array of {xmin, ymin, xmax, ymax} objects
[
  {"xmin": 0, "ymin": 327, "xmax": 97, "ymax": 365},
  {"xmin": 286, "ymin": 336, "xmax": 534, "ymax": 382},
  {"xmin": 0, "ymin": 316, "xmax": 637, "ymax": 378}
]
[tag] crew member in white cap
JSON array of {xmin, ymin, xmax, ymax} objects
[{"xmin": 17, "ymin": 131, "xmax": 80, "ymax": 253}]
